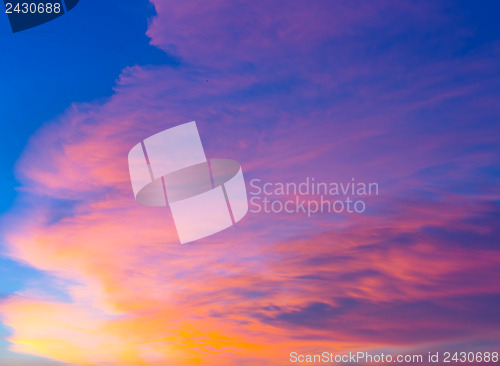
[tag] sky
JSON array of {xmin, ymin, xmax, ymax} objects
[{"xmin": 0, "ymin": 0, "xmax": 499, "ymax": 365}]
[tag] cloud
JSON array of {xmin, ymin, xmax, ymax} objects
[{"xmin": 1, "ymin": 0, "xmax": 500, "ymax": 365}]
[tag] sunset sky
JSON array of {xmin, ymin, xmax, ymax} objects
[{"xmin": 0, "ymin": 0, "xmax": 499, "ymax": 365}]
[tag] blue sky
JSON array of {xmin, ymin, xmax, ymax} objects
[{"xmin": 0, "ymin": 0, "xmax": 174, "ymax": 213}]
